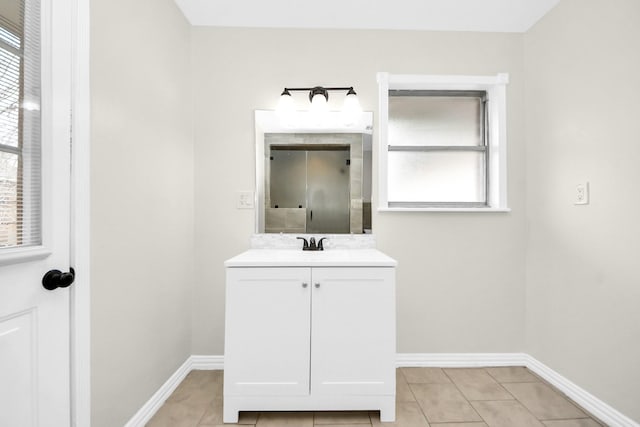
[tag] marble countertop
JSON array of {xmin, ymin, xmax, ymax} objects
[{"xmin": 225, "ymin": 248, "xmax": 397, "ymax": 268}]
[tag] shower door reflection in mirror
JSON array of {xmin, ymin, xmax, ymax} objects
[{"xmin": 270, "ymin": 145, "xmax": 351, "ymax": 234}]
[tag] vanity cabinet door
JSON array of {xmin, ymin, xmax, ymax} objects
[
  {"xmin": 310, "ymin": 267, "xmax": 396, "ymax": 396},
  {"xmin": 224, "ymin": 267, "xmax": 312, "ymax": 396}
]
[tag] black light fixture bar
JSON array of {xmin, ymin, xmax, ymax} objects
[
  {"xmin": 281, "ymin": 86, "xmax": 357, "ymax": 102},
  {"xmin": 284, "ymin": 86, "xmax": 355, "ymax": 91}
]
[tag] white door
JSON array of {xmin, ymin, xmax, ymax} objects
[
  {"xmin": 0, "ymin": 0, "xmax": 73, "ymax": 426},
  {"xmin": 311, "ymin": 267, "xmax": 396, "ymax": 396},
  {"xmin": 224, "ymin": 267, "xmax": 312, "ymax": 396}
]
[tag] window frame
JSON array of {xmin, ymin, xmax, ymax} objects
[{"xmin": 377, "ymin": 72, "xmax": 510, "ymax": 212}]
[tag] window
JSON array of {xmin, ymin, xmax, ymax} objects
[
  {"xmin": 0, "ymin": 1, "xmax": 41, "ymax": 248},
  {"xmin": 377, "ymin": 73, "xmax": 509, "ymax": 212}
]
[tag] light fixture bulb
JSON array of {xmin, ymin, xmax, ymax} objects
[
  {"xmin": 343, "ymin": 92, "xmax": 361, "ymax": 113},
  {"xmin": 342, "ymin": 88, "xmax": 362, "ymax": 125},
  {"xmin": 277, "ymin": 89, "xmax": 294, "ymax": 114},
  {"xmin": 310, "ymin": 92, "xmax": 329, "ymax": 113}
]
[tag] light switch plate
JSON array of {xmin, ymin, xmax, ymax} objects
[{"xmin": 237, "ymin": 191, "xmax": 255, "ymax": 209}]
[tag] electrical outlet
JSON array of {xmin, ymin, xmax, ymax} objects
[
  {"xmin": 575, "ymin": 182, "xmax": 589, "ymax": 205},
  {"xmin": 237, "ymin": 191, "xmax": 255, "ymax": 209}
]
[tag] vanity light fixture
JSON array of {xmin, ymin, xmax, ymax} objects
[{"xmin": 277, "ymin": 86, "xmax": 362, "ymax": 117}]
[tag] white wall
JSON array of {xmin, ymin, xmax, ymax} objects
[
  {"xmin": 524, "ymin": 0, "xmax": 640, "ymax": 422},
  {"xmin": 90, "ymin": 0, "xmax": 194, "ymax": 426},
  {"xmin": 85, "ymin": 1, "xmax": 640, "ymax": 424},
  {"xmin": 191, "ymin": 28, "xmax": 527, "ymax": 355}
]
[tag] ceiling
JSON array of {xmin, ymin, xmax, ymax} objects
[{"xmin": 174, "ymin": 0, "xmax": 560, "ymax": 33}]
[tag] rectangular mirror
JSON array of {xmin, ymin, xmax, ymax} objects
[{"xmin": 255, "ymin": 111, "xmax": 373, "ymax": 234}]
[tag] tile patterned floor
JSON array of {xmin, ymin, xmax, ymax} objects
[{"xmin": 146, "ymin": 367, "xmax": 606, "ymax": 427}]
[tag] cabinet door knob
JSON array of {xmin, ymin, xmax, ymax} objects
[
  {"xmin": 314, "ymin": 283, "xmax": 320, "ymax": 288},
  {"xmin": 302, "ymin": 282, "xmax": 308, "ymax": 288}
]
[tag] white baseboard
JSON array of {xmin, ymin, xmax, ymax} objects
[
  {"xmin": 190, "ymin": 354, "xmax": 224, "ymax": 370},
  {"xmin": 524, "ymin": 355, "xmax": 639, "ymax": 427},
  {"xmin": 125, "ymin": 353, "xmax": 638, "ymax": 427},
  {"xmin": 123, "ymin": 355, "xmax": 223, "ymax": 427},
  {"xmin": 396, "ymin": 352, "xmax": 527, "ymax": 367}
]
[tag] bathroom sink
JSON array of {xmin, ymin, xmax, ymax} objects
[{"xmin": 224, "ymin": 248, "xmax": 397, "ymax": 268}]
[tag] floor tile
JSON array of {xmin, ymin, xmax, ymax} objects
[
  {"xmin": 485, "ymin": 367, "xmax": 539, "ymax": 383},
  {"xmin": 317, "ymin": 425, "xmax": 371, "ymax": 427},
  {"xmin": 410, "ymin": 383, "xmax": 482, "ymax": 423},
  {"xmin": 401, "ymin": 368, "xmax": 452, "ymax": 384},
  {"xmin": 146, "ymin": 401, "xmax": 207, "ymax": 427},
  {"xmin": 256, "ymin": 412, "xmax": 314, "ymax": 427},
  {"xmin": 502, "ymin": 382, "xmax": 587, "ymax": 420},
  {"xmin": 314, "ymin": 411, "xmax": 371, "ymax": 424},
  {"xmin": 397, "ymin": 380, "xmax": 417, "ymax": 402},
  {"xmin": 370, "ymin": 402, "xmax": 430, "ymax": 427},
  {"xmin": 397, "ymin": 369, "xmax": 417, "ymax": 402},
  {"xmin": 196, "ymin": 396, "xmax": 223, "ymax": 425},
  {"xmin": 471, "ymin": 400, "xmax": 545, "ymax": 427},
  {"xmin": 164, "ymin": 388, "xmax": 214, "ymax": 414},
  {"xmin": 169, "ymin": 370, "xmax": 223, "ymax": 405},
  {"xmin": 430, "ymin": 423, "xmax": 488, "ymax": 427},
  {"xmin": 542, "ymin": 419, "xmax": 603, "ymax": 427},
  {"xmin": 443, "ymin": 369, "xmax": 513, "ymax": 401}
]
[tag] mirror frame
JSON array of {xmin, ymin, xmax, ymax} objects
[{"xmin": 255, "ymin": 110, "xmax": 374, "ymax": 234}]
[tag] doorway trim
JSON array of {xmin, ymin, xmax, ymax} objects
[{"xmin": 70, "ymin": 0, "xmax": 91, "ymax": 425}]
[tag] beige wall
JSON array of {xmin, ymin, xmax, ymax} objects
[
  {"xmin": 191, "ymin": 28, "xmax": 527, "ymax": 355},
  {"xmin": 524, "ymin": 0, "xmax": 640, "ymax": 422},
  {"xmin": 87, "ymin": 1, "xmax": 640, "ymax": 423},
  {"xmin": 90, "ymin": 0, "xmax": 193, "ymax": 426}
]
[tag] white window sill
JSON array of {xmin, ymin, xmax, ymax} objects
[{"xmin": 377, "ymin": 207, "xmax": 511, "ymax": 213}]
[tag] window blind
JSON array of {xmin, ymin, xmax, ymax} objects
[{"xmin": 0, "ymin": 0, "xmax": 41, "ymax": 249}]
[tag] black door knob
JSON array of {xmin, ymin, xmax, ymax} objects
[{"xmin": 42, "ymin": 267, "xmax": 75, "ymax": 291}]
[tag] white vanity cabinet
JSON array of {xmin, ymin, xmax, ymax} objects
[{"xmin": 223, "ymin": 249, "xmax": 397, "ymax": 423}]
